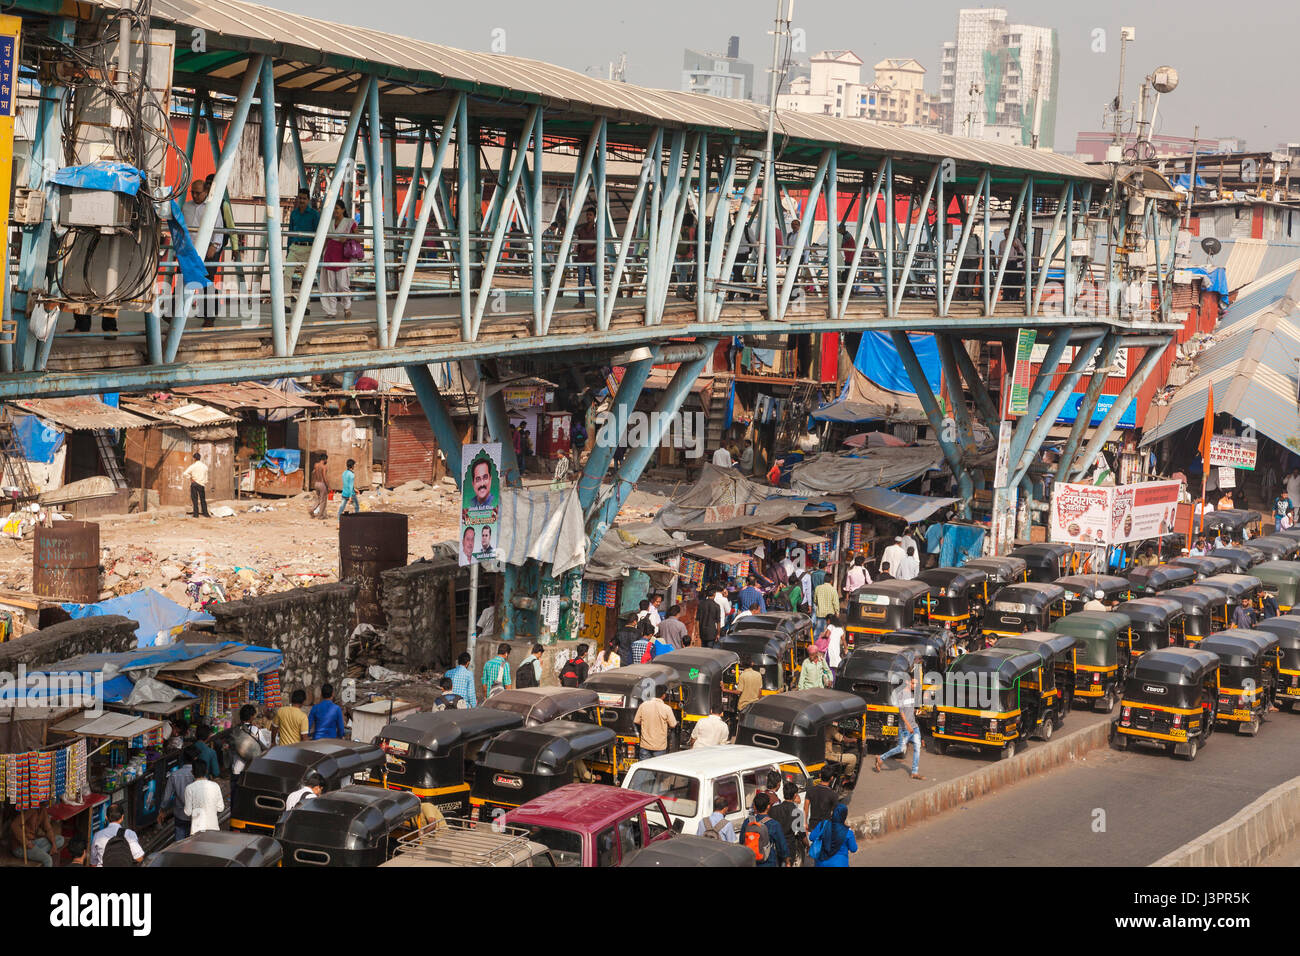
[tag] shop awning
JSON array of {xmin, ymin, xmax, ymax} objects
[
  {"xmin": 745, "ymin": 523, "xmax": 829, "ymax": 546},
  {"xmin": 51, "ymin": 712, "xmax": 164, "ymax": 739},
  {"xmin": 851, "ymin": 487, "xmax": 959, "ymax": 523},
  {"xmin": 171, "ymin": 382, "xmax": 320, "ymax": 412},
  {"xmin": 9, "ymin": 397, "xmax": 152, "ymax": 431},
  {"xmin": 685, "ymin": 544, "xmax": 750, "ymax": 564}
]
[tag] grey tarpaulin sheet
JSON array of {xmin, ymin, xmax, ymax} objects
[
  {"xmin": 851, "ymin": 488, "xmax": 959, "ymax": 524},
  {"xmin": 495, "ymin": 487, "xmax": 587, "ymax": 575},
  {"xmin": 653, "ymin": 465, "xmax": 846, "ymax": 533},
  {"xmin": 788, "ymin": 447, "xmax": 944, "ymax": 495}
]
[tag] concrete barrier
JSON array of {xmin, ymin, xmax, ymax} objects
[
  {"xmin": 1150, "ymin": 775, "xmax": 1300, "ymax": 867},
  {"xmin": 849, "ymin": 721, "xmax": 1113, "ymax": 840}
]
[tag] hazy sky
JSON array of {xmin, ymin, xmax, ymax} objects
[{"xmin": 264, "ymin": 0, "xmax": 1298, "ymax": 151}]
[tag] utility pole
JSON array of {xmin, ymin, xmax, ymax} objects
[
  {"xmin": 758, "ymin": 0, "xmax": 793, "ymax": 311},
  {"xmin": 1185, "ymin": 124, "xmax": 1200, "ymax": 228},
  {"xmin": 1105, "ymin": 27, "xmax": 1135, "ymax": 320}
]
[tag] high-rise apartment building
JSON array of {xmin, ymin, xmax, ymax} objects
[
  {"xmin": 682, "ymin": 36, "xmax": 755, "ymax": 101},
  {"xmin": 777, "ymin": 51, "xmax": 938, "ymax": 129}
]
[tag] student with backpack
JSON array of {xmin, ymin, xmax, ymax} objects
[
  {"xmin": 740, "ymin": 792, "xmax": 788, "ymax": 867},
  {"xmin": 433, "ymin": 677, "xmax": 468, "ymax": 709},
  {"xmin": 558, "ymin": 644, "xmax": 589, "ymax": 687},
  {"xmin": 641, "ymin": 632, "xmax": 675, "ymax": 662},
  {"xmin": 695, "ymin": 795, "xmax": 738, "ymax": 842},
  {"xmin": 516, "ymin": 644, "xmax": 545, "ymax": 688},
  {"xmin": 766, "ymin": 780, "xmax": 807, "ymax": 867},
  {"xmin": 91, "ymin": 804, "xmax": 144, "ymax": 866}
]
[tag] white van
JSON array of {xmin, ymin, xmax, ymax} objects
[{"xmin": 620, "ymin": 745, "xmax": 811, "ymax": 837}]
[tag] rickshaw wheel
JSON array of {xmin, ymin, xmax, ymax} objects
[
  {"xmin": 1095, "ymin": 690, "xmax": 1116, "ymax": 714},
  {"xmin": 1112, "ymin": 732, "xmax": 1128, "ymax": 751},
  {"xmin": 933, "ymin": 738, "xmax": 947, "ymax": 755},
  {"xmin": 1038, "ymin": 718, "xmax": 1054, "ymax": 742},
  {"xmin": 1180, "ymin": 737, "xmax": 1199, "ymax": 761},
  {"xmin": 1241, "ymin": 717, "xmax": 1260, "ymax": 737},
  {"xmin": 996, "ymin": 744, "xmax": 1012, "ymax": 760}
]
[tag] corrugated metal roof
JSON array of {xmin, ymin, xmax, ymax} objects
[
  {"xmin": 10, "ymin": 397, "xmax": 152, "ymax": 431},
  {"xmin": 1223, "ymin": 238, "xmax": 1269, "ymax": 292},
  {"xmin": 170, "ymin": 382, "xmax": 320, "ymax": 411},
  {"xmin": 119, "ymin": 396, "xmax": 240, "ymax": 428},
  {"xmin": 67, "ymin": 0, "xmax": 1103, "ymax": 182},
  {"xmin": 1141, "ymin": 260, "xmax": 1300, "ymax": 448}
]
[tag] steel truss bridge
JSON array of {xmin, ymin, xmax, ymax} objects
[{"xmin": 1, "ymin": 0, "xmax": 1185, "ymax": 639}]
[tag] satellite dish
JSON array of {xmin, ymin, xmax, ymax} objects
[
  {"xmin": 1151, "ymin": 66, "xmax": 1180, "ymax": 94},
  {"xmin": 1201, "ymin": 237, "xmax": 1222, "ymax": 256}
]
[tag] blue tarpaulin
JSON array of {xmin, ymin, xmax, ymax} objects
[
  {"xmin": 61, "ymin": 588, "xmax": 213, "ymax": 648},
  {"xmin": 854, "ymin": 332, "xmax": 941, "ymax": 395},
  {"xmin": 167, "ymin": 197, "xmax": 214, "ymax": 288},
  {"xmin": 51, "ymin": 161, "xmax": 146, "ymax": 195},
  {"xmin": 11, "ymin": 411, "xmax": 64, "ymax": 463},
  {"xmin": 1182, "ymin": 266, "xmax": 1230, "ymax": 307},
  {"xmin": 262, "ymin": 448, "xmax": 301, "ymax": 474},
  {"xmin": 1174, "ymin": 174, "xmax": 1209, "ymax": 189},
  {"xmin": 925, "ymin": 523, "xmax": 987, "ymax": 567}
]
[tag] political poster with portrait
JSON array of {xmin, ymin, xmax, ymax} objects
[
  {"xmin": 1111, "ymin": 480, "xmax": 1182, "ymax": 545},
  {"xmin": 1049, "ymin": 483, "xmax": 1113, "ymax": 546},
  {"xmin": 459, "ymin": 442, "xmax": 502, "ymax": 567}
]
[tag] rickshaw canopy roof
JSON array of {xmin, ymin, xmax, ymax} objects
[
  {"xmin": 1252, "ymin": 615, "xmax": 1300, "ymax": 647},
  {"xmin": 962, "ymin": 556, "xmax": 1028, "ymax": 580},
  {"xmin": 655, "ymin": 647, "xmax": 741, "ymax": 683},
  {"xmin": 738, "ymin": 688, "xmax": 866, "ymax": 734},
  {"xmin": 623, "ymin": 835, "xmax": 756, "ymax": 867},
  {"xmin": 1169, "ymin": 555, "xmax": 1234, "ymax": 576},
  {"xmin": 718, "ymin": 632, "xmax": 791, "ymax": 659},
  {"xmin": 1011, "ymin": 543, "xmax": 1075, "ymax": 560},
  {"xmin": 244, "ymin": 738, "xmax": 384, "ymax": 786},
  {"xmin": 1055, "ymin": 574, "xmax": 1131, "ymax": 596},
  {"xmin": 851, "ymin": 580, "xmax": 934, "ymax": 604},
  {"xmin": 1159, "ymin": 585, "xmax": 1231, "ymax": 611},
  {"xmin": 1126, "ymin": 564, "xmax": 1196, "ymax": 591},
  {"xmin": 996, "ymin": 631, "xmax": 1078, "ymax": 663},
  {"xmin": 917, "ymin": 567, "xmax": 989, "ymax": 591},
  {"xmin": 479, "ymin": 720, "xmax": 617, "ymax": 775},
  {"xmin": 1052, "ymin": 610, "xmax": 1131, "ymax": 638},
  {"xmin": 1250, "ymin": 535, "xmax": 1300, "ymax": 556},
  {"xmin": 1115, "ymin": 597, "xmax": 1185, "ymax": 625},
  {"xmin": 481, "ymin": 687, "xmax": 600, "ymax": 725},
  {"xmin": 147, "ymin": 831, "xmax": 283, "ymax": 867},
  {"xmin": 882, "ymin": 628, "xmax": 947, "ymax": 657},
  {"xmin": 1250, "ymin": 561, "xmax": 1300, "ymax": 586},
  {"xmin": 582, "ymin": 663, "xmax": 681, "ymax": 695},
  {"xmin": 947, "ymin": 647, "xmax": 1044, "ymax": 684},
  {"xmin": 380, "ymin": 709, "xmax": 525, "ymax": 751},
  {"xmin": 1201, "ymin": 509, "xmax": 1262, "ymax": 531},
  {"xmin": 992, "ymin": 582, "xmax": 1066, "ymax": 606},
  {"xmin": 1243, "ymin": 539, "xmax": 1290, "ymax": 559},
  {"xmin": 1208, "ymin": 547, "xmax": 1262, "ymax": 570},
  {"xmin": 840, "ymin": 643, "xmax": 924, "ymax": 679},
  {"xmin": 1270, "ymin": 528, "xmax": 1300, "ymax": 545},
  {"xmin": 1131, "ymin": 647, "xmax": 1220, "ymax": 684},
  {"xmin": 275, "ymin": 785, "xmax": 420, "ymax": 849},
  {"xmin": 1198, "ymin": 574, "xmax": 1263, "ymax": 601},
  {"xmin": 1200, "ymin": 629, "xmax": 1280, "ymax": 662}
]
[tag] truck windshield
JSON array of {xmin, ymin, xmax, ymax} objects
[{"xmin": 626, "ymin": 769, "xmax": 700, "ymax": 818}]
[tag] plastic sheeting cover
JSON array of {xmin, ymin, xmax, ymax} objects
[
  {"xmin": 495, "ymin": 486, "xmax": 587, "ymax": 575},
  {"xmin": 50, "ymin": 161, "xmax": 146, "ymax": 195},
  {"xmin": 11, "ymin": 411, "xmax": 65, "ymax": 463},
  {"xmin": 854, "ymin": 332, "xmax": 941, "ymax": 395},
  {"xmin": 61, "ymin": 588, "xmax": 214, "ymax": 648},
  {"xmin": 788, "ymin": 448, "xmax": 944, "ymax": 495}
]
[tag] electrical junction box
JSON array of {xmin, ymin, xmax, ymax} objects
[
  {"xmin": 58, "ymin": 188, "xmax": 134, "ymax": 230},
  {"xmin": 12, "ymin": 188, "xmax": 46, "ymax": 225}
]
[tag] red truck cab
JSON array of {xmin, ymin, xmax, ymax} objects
[{"xmin": 503, "ymin": 783, "xmax": 677, "ymax": 866}]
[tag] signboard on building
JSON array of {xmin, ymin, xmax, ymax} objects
[
  {"xmin": 1008, "ymin": 329, "xmax": 1037, "ymax": 415},
  {"xmin": 1208, "ymin": 435, "xmax": 1257, "ymax": 471},
  {"xmin": 459, "ymin": 442, "xmax": 502, "ymax": 567},
  {"xmin": 1050, "ymin": 480, "xmax": 1183, "ymax": 546}
]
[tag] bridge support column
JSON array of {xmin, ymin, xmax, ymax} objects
[
  {"xmin": 1067, "ymin": 341, "xmax": 1172, "ymax": 481},
  {"xmin": 576, "ymin": 352, "xmax": 656, "ymax": 513},
  {"xmin": 891, "ymin": 331, "xmax": 973, "ymax": 515},
  {"xmin": 1055, "ymin": 334, "xmax": 1120, "ymax": 481},
  {"xmin": 405, "ymin": 363, "xmax": 464, "ymax": 481}
]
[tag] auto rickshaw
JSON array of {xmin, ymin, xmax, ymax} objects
[
  {"xmin": 230, "ymin": 739, "xmax": 385, "ymax": 832},
  {"xmin": 1115, "ymin": 597, "xmax": 1185, "ymax": 660},
  {"xmin": 1209, "ymin": 546, "xmax": 1263, "ymax": 573},
  {"xmin": 833, "ymin": 643, "xmax": 925, "ymax": 747},
  {"xmin": 370, "ymin": 709, "xmax": 524, "ymax": 817},
  {"xmin": 147, "ymin": 831, "xmax": 283, "ymax": 868},
  {"xmin": 730, "ymin": 611, "xmax": 813, "ymax": 653},
  {"xmin": 469, "ymin": 721, "xmax": 620, "ymax": 819},
  {"xmin": 1253, "ymin": 615, "xmax": 1300, "ymax": 710},
  {"xmin": 1252, "ymin": 561, "xmax": 1300, "ymax": 613},
  {"xmin": 715, "ymin": 633, "xmax": 795, "ymax": 695},
  {"xmin": 1052, "ymin": 610, "xmax": 1131, "ymax": 713},
  {"xmin": 962, "ymin": 556, "xmax": 1030, "ymax": 606},
  {"xmin": 882, "ymin": 627, "xmax": 951, "ymax": 727},
  {"xmin": 1113, "ymin": 647, "xmax": 1221, "ymax": 760},
  {"xmin": 1198, "ymin": 630, "xmax": 1281, "ymax": 736},
  {"xmin": 981, "ymin": 582, "xmax": 1066, "ymax": 647},
  {"xmin": 1160, "ymin": 585, "xmax": 1231, "ymax": 644},
  {"xmin": 1272, "ymin": 527, "xmax": 1300, "ymax": 546},
  {"xmin": 933, "ymin": 647, "xmax": 1044, "ymax": 759},
  {"xmin": 1199, "ymin": 573, "xmax": 1263, "ymax": 616},
  {"xmin": 276, "ymin": 784, "xmax": 422, "ymax": 867},
  {"xmin": 1200, "ymin": 508, "xmax": 1263, "ymax": 542},
  {"xmin": 1168, "ymin": 554, "xmax": 1234, "ymax": 579},
  {"xmin": 845, "ymin": 580, "xmax": 933, "ymax": 648},
  {"xmin": 917, "ymin": 567, "xmax": 988, "ymax": 639},
  {"xmin": 995, "ymin": 632, "xmax": 1078, "ymax": 738},
  {"xmin": 1250, "ymin": 535, "xmax": 1300, "ymax": 561},
  {"xmin": 1009, "ymin": 543, "xmax": 1076, "ymax": 582},
  {"xmin": 734, "ymin": 688, "xmax": 868, "ymax": 785},
  {"xmin": 655, "ymin": 647, "xmax": 742, "ymax": 735},
  {"xmin": 582, "ymin": 664, "xmax": 682, "ymax": 774},
  {"xmin": 1125, "ymin": 563, "xmax": 1196, "ymax": 596},
  {"xmin": 1055, "ymin": 574, "xmax": 1132, "ymax": 613},
  {"xmin": 482, "ymin": 687, "xmax": 603, "ymax": 727},
  {"xmin": 623, "ymin": 835, "xmax": 757, "ymax": 868}
]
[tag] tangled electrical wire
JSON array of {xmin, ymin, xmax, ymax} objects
[{"xmin": 28, "ymin": 0, "xmax": 191, "ymax": 306}]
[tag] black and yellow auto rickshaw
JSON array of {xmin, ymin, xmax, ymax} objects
[
  {"xmin": 1055, "ymin": 574, "xmax": 1132, "ymax": 613},
  {"xmin": 731, "ymin": 611, "xmax": 814, "ymax": 654},
  {"xmin": 1199, "ymin": 573, "xmax": 1263, "ymax": 617},
  {"xmin": 916, "ymin": 567, "xmax": 989, "ymax": 638},
  {"xmin": 1272, "ymin": 527, "xmax": 1300, "ymax": 546},
  {"xmin": 1250, "ymin": 535, "xmax": 1300, "ymax": 561},
  {"xmin": 1160, "ymin": 585, "xmax": 1231, "ymax": 644},
  {"xmin": 734, "ymin": 688, "xmax": 868, "ymax": 785},
  {"xmin": 715, "ymin": 632, "xmax": 796, "ymax": 695},
  {"xmin": 981, "ymin": 582, "xmax": 1066, "ymax": 647},
  {"xmin": 1169, "ymin": 554, "xmax": 1234, "ymax": 579},
  {"xmin": 995, "ymin": 632, "xmax": 1078, "ymax": 739},
  {"xmin": 655, "ymin": 647, "xmax": 741, "ymax": 734},
  {"xmin": 1253, "ymin": 615, "xmax": 1300, "ymax": 710},
  {"xmin": 482, "ymin": 687, "xmax": 603, "ymax": 727},
  {"xmin": 370, "ymin": 709, "xmax": 524, "ymax": 817},
  {"xmin": 1115, "ymin": 596, "xmax": 1185, "ymax": 661},
  {"xmin": 230, "ymin": 739, "xmax": 385, "ymax": 832},
  {"xmin": 1198, "ymin": 630, "xmax": 1281, "ymax": 736},
  {"xmin": 148, "ymin": 831, "xmax": 283, "ymax": 868},
  {"xmin": 1009, "ymin": 543, "xmax": 1076, "ymax": 582},
  {"xmin": 582, "ymin": 664, "xmax": 682, "ymax": 773},
  {"xmin": 276, "ymin": 784, "xmax": 422, "ymax": 867},
  {"xmin": 962, "ymin": 556, "xmax": 1030, "ymax": 605},
  {"xmin": 1252, "ymin": 561, "xmax": 1300, "ymax": 613},
  {"xmin": 1208, "ymin": 546, "xmax": 1263, "ymax": 573},
  {"xmin": 1200, "ymin": 508, "xmax": 1263, "ymax": 543},
  {"xmin": 882, "ymin": 627, "xmax": 951, "ymax": 727},
  {"xmin": 845, "ymin": 580, "xmax": 933, "ymax": 648},
  {"xmin": 1125, "ymin": 563, "xmax": 1196, "ymax": 596},
  {"xmin": 1052, "ymin": 610, "xmax": 1131, "ymax": 713},
  {"xmin": 1113, "ymin": 647, "xmax": 1221, "ymax": 760},
  {"xmin": 933, "ymin": 647, "xmax": 1044, "ymax": 760},
  {"xmin": 834, "ymin": 643, "xmax": 924, "ymax": 747},
  {"xmin": 469, "ymin": 721, "xmax": 619, "ymax": 819}
]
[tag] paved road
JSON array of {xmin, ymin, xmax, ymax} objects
[{"xmin": 853, "ymin": 711, "xmax": 1300, "ymax": 866}]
